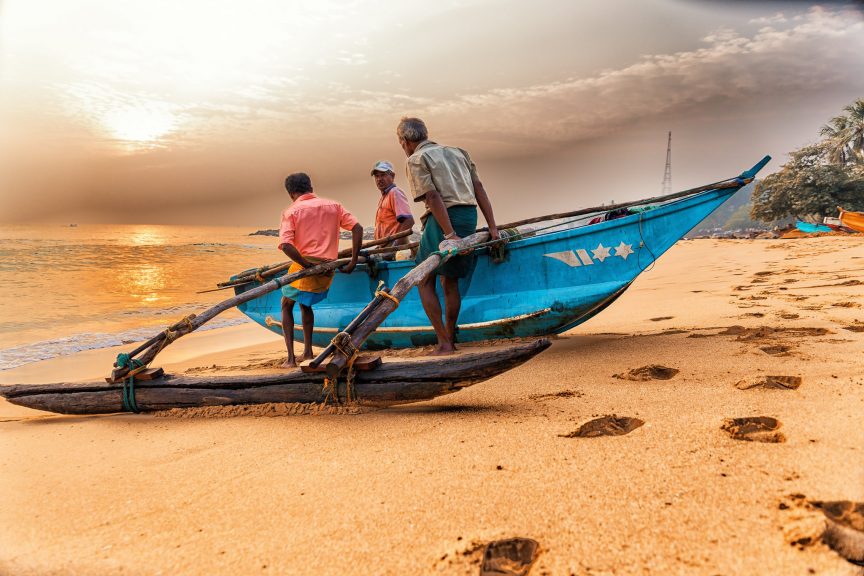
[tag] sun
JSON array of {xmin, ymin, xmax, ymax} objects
[{"xmin": 101, "ymin": 106, "xmax": 178, "ymax": 148}]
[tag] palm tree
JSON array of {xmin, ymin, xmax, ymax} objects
[
  {"xmin": 843, "ymin": 98, "xmax": 864, "ymax": 163},
  {"xmin": 820, "ymin": 98, "xmax": 864, "ymax": 165}
]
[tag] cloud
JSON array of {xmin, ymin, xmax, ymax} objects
[
  {"xmin": 414, "ymin": 6, "xmax": 864, "ymax": 151},
  {"xmin": 172, "ymin": 4, "xmax": 859, "ymax": 156}
]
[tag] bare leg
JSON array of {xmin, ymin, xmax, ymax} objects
[
  {"xmin": 299, "ymin": 304, "xmax": 315, "ymax": 361},
  {"xmin": 281, "ymin": 297, "xmax": 297, "ymax": 368},
  {"xmin": 418, "ymin": 274, "xmax": 455, "ymax": 355},
  {"xmin": 441, "ymin": 275, "xmax": 461, "ymax": 351}
]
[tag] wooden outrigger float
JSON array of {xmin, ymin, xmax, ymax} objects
[{"xmin": 0, "ymin": 340, "xmax": 549, "ymax": 415}]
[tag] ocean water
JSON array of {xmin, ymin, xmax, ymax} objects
[{"xmin": 0, "ymin": 224, "xmax": 284, "ymax": 370}]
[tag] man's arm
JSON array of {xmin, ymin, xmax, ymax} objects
[
  {"xmin": 280, "ymin": 243, "xmax": 312, "ymax": 268},
  {"xmin": 391, "ymin": 215, "xmax": 415, "ymax": 247},
  {"xmin": 389, "ymin": 188, "xmax": 415, "ymax": 246},
  {"xmin": 339, "ymin": 223, "xmax": 363, "ymax": 274},
  {"xmin": 473, "ymin": 180, "xmax": 500, "ymax": 241}
]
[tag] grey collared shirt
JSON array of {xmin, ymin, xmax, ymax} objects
[{"xmin": 405, "ymin": 140, "xmax": 479, "ymax": 208}]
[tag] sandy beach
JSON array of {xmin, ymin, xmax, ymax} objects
[{"xmin": 1, "ymin": 236, "xmax": 863, "ymax": 575}]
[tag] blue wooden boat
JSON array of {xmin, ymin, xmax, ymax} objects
[
  {"xmin": 795, "ymin": 221, "xmax": 833, "ymax": 234},
  {"xmin": 235, "ymin": 157, "xmax": 771, "ymax": 349}
]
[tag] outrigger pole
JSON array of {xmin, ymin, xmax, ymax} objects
[{"xmin": 108, "ymin": 230, "xmax": 416, "ymax": 382}]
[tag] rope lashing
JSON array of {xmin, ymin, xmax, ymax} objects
[
  {"xmin": 321, "ymin": 332, "xmax": 361, "ymax": 405},
  {"xmin": 112, "ymin": 313, "xmax": 198, "ymax": 412},
  {"xmin": 121, "ymin": 374, "xmax": 141, "ymax": 413},
  {"xmin": 115, "ymin": 354, "xmax": 144, "ymax": 413},
  {"xmin": 178, "ymin": 314, "xmax": 196, "ymax": 333},
  {"xmin": 321, "ymin": 377, "xmax": 337, "ymax": 405},
  {"xmin": 374, "ymin": 281, "xmax": 401, "ymax": 308}
]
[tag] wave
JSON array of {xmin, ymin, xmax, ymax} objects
[{"xmin": 0, "ymin": 318, "xmax": 249, "ymax": 371}]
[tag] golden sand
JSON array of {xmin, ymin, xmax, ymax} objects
[{"xmin": 1, "ymin": 237, "xmax": 863, "ymax": 574}]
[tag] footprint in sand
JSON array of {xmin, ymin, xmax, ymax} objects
[
  {"xmin": 843, "ymin": 324, "xmax": 864, "ymax": 333},
  {"xmin": 735, "ymin": 375, "xmax": 801, "ymax": 390},
  {"xmin": 649, "ymin": 316, "xmax": 674, "ymax": 322},
  {"xmin": 560, "ymin": 415, "xmax": 645, "ymax": 438},
  {"xmin": 758, "ymin": 345, "xmax": 793, "ymax": 356},
  {"xmin": 613, "ymin": 365, "xmax": 679, "ymax": 381},
  {"xmin": 480, "ymin": 538, "xmax": 540, "ymax": 576},
  {"xmin": 528, "ymin": 390, "xmax": 583, "ymax": 401},
  {"xmin": 721, "ymin": 416, "xmax": 785, "ymax": 443},
  {"xmin": 721, "ymin": 326, "xmax": 830, "ymax": 340},
  {"xmin": 810, "ymin": 500, "xmax": 864, "ymax": 567}
]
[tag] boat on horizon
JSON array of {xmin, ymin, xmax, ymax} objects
[{"xmin": 234, "ymin": 156, "xmax": 772, "ymax": 349}]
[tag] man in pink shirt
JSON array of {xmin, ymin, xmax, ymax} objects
[{"xmin": 278, "ymin": 172, "xmax": 363, "ymax": 368}]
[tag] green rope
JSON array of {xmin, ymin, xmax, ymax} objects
[
  {"xmin": 115, "ymin": 353, "xmax": 144, "ymax": 413},
  {"xmin": 121, "ymin": 375, "xmax": 141, "ymax": 413},
  {"xmin": 115, "ymin": 352, "xmax": 134, "ymax": 369}
]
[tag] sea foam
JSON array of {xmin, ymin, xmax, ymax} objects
[{"xmin": 0, "ymin": 318, "xmax": 247, "ymax": 371}]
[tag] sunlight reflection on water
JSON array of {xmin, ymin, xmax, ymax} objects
[{"xmin": 0, "ymin": 224, "xmax": 280, "ymax": 367}]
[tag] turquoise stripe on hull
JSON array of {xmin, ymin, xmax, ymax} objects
[{"xmin": 236, "ymin": 186, "xmax": 740, "ymax": 348}]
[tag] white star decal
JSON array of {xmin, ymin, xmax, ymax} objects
[
  {"xmin": 591, "ymin": 243, "xmax": 611, "ymax": 262},
  {"xmin": 614, "ymin": 242, "xmax": 634, "ymax": 260}
]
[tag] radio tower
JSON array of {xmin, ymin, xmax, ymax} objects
[{"xmin": 662, "ymin": 131, "xmax": 672, "ymax": 195}]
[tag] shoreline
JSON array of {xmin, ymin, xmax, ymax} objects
[{"xmin": 1, "ymin": 237, "xmax": 863, "ymax": 574}]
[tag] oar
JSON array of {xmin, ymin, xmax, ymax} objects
[
  {"xmin": 487, "ymin": 155, "xmax": 772, "ymax": 231},
  {"xmin": 213, "ymin": 229, "xmax": 415, "ymax": 290},
  {"xmin": 110, "ymin": 257, "xmax": 360, "ymax": 382},
  {"xmin": 196, "ymin": 242, "xmax": 419, "ymax": 294}
]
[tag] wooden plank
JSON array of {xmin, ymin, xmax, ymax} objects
[
  {"xmin": 104, "ymin": 367, "xmax": 163, "ymax": 384},
  {"xmin": 301, "ymin": 355, "xmax": 381, "ymax": 374}
]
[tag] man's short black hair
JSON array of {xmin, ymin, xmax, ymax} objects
[{"xmin": 285, "ymin": 172, "xmax": 313, "ymax": 194}]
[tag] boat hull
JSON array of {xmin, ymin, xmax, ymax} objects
[{"xmin": 237, "ymin": 186, "xmax": 741, "ymax": 348}]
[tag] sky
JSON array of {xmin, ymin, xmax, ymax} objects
[{"xmin": 0, "ymin": 0, "xmax": 862, "ymax": 227}]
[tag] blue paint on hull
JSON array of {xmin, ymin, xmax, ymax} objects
[{"xmin": 236, "ymin": 185, "xmax": 741, "ymax": 348}]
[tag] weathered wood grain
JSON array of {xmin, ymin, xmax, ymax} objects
[{"xmin": 0, "ymin": 340, "xmax": 550, "ymax": 414}]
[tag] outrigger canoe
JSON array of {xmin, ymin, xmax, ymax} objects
[
  {"xmin": 235, "ymin": 156, "xmax": 772, "ymax": 349},
  {"xmin": 0, "ymin": 340, "xmax": 550, "ymax": 415},
  {"xmin": 838, "ymin": 208, "xmax": 864, "ymax": 234}
]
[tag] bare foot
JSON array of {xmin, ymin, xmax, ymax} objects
[
  {"xmin": 281, "ymin": 359, "xmax": 298, "ymax": 368},
  {"xmin": 432, "ymin": 344, "xmax": 456, "ymax": 356},
  {"xmin": 301, "ymin": 351, "xmax": 314, "ymax": 361}
]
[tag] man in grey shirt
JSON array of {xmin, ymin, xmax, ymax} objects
[{"xmin": 397, "ymin": 117, "xmax": 501, "ymax": 355}]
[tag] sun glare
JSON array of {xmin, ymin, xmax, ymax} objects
[
  {"xmin": 101, "ymin": 107, "xmax": 177, "ymax": 148},
  {"xmin": 128, "ymin": 226, "xmax": 168, "ymax": 246}
]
